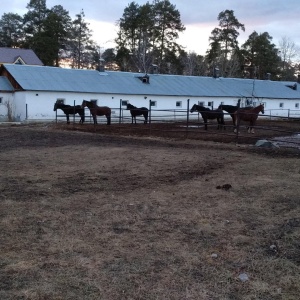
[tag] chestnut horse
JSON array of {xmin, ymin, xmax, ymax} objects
[
  {"xmin": 126, "ymin": 103, "xmax": 148, "ymax": 124},
  {"xmin": 81, "ymin": 100, "xmax": 111, "ymax": 125},
  {"xmin": 234, "ymin": 104, "xmax": 265, "ymax": 133},
  {"xmin": 190, "ymin": 104, "xmax": 225, "ymax": 130}
]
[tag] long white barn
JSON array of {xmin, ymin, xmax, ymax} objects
[{"xmin": 0, "ymin": 64, "xmax": 300, "ymax": 122}]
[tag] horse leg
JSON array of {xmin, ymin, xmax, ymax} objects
[
  {"xmin": 66, "ymin": 114, "xmax": 70, "ymax": 124},
  {"xmin": 220, "ymin": 117, "xmax": 225, "ymax": 130},
  {"xmin": 93, "ymin": 115, "xmax": 97, "ymax": 124},
  {"xmin": 234, "ymin": 116, "xmax": 239, "ymax": 133},
  {"xmin": 232, "ymin": 114, "xmax": 237, "ymax": 132},
  {"xmin": 106, "ymin": 115, "xmax": 111, "ymax": 125},
  {"xmin": 250, "ymin": 121, "xmax": 255, "ymax": 134},
  {"xmin": 217, "ymin": 118, "xmax": 220, "ymax": 130},
  {"xmin": 203, "ymin": 117, "xmax": 208, "ymax": 130}
]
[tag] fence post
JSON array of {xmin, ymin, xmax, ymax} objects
[
  {"xmin": 26, "ymin": 104, "xmax": 28, "ymax": 120},
  {"xmin": 73, "ymin": 100, "xmax": 76, "ymax": 124},
  {"xmin": 186, "ymin": 99, "xmax": 190, "ymax": 138},
  {"xmin": 149, "ymin": 99, "xmax": 152, "ymax": 135},
  {"xmin": 119, "ymin": 99, "xmax": 122, "ymax": 126},
  {"xmin": 288, "ymin": 109, "xmax": 290, "ymax": 120},
  {"xmin": 55, "ymin": 105, "xmax": 57, "ymax": 123},
  {"xmin": 235, "ymin": 112, "xmax": 240, "ymax": 145}
]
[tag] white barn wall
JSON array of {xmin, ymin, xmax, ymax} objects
[
  {"xmin": 9, "ymin": 90, "xmax": 300, "ymax": 122},
  {"xmin": 14, "ymin": 91, "xmax": 27, "ymax": 121},
  {"xmin": 259, "ymin": 98, "xmax": 300, "ymax": 118},
  {"xmin": 0, "ymin": 92, "xmax": 14, "ymax": 121}
]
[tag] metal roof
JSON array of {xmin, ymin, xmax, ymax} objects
[
  {"xmin": 2, "ymin": 64, "xmax": 300, "ymax": 99},
  {"xmin": 0, "ymin": 76, "xmax": 14, "ymax": 91},
  {"xmin": 0, "ymin": 48, "xmax": 43, "ymax": 65}
]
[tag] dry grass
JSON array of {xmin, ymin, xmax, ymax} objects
[{"xmin": 0, "ymin": 125, "xmax": 299, "ymax": 299}]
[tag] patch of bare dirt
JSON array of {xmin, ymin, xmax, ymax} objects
[{"xmin": 0, "ymin": 123, "xmax": 300, "ymax": 299}]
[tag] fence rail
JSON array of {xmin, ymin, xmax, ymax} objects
[{"xmin": 53, "ymin": 100, "xmax": 300, "ymax": 148}]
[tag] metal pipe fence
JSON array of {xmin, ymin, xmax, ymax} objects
[{"xmin": 53, "ymin": 101, "xmax": 300, "ymax": 147}]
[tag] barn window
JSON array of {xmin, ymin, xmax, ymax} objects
[
  {"xmin": 176, "ymin": 101, "xmax": 182, "ymax": 108},
  {"xmin": 295, "ymin": 103, "xmax": 299, "ymax": 109},
  {"xmin": 208, "ymin": 101, "xmax": 213, "ymax": 106},
  {"xmin": 198, "ymin": 101, "xmax": 205, "ymax": 106},
  {"xmin": 121, "ymin": 100, "xmax": 128, "ymax": 106},
  {"xmin": 56, "ymin": 98, "xmax": 65, "ymax": 104},
  {"xmin": 0, "ymin": 97, "xmax": 2, "ymax": 104},
  {"xmin": 279, "ymin": 103, "xmax": 284, "ymax": 108},
  {"xmin": 150, "ymin": 100, "xmax": 157, "ymax": 107}
]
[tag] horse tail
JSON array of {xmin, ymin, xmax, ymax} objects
[{"xmin": 144, "ymin": 110, "xmax": 148, "ymax": 124}]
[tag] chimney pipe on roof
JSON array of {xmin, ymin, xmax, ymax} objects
[
  {"xmin": 98, "ymin": 58, "xmax": 105, "ymax": 72},
  {"xmin": 151, "ymin": 64, "xmax": 158, "ymax": 74},
  {"xmin": 213, "ymin": 67, "xmax": 219, "ymax": 79}
]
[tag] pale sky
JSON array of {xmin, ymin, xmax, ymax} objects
[{"xmin": 2, "ymin": 0, "xmax": 300, "ymax": 55}]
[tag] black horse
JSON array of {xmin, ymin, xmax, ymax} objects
[
  {"xmin": 190, "ymin": 104, "xmax": 225, "ymax": 130},
  {"xmin": 53, "ymin": 102, "xmax": 85, "ymax": 124},
  {"xmin": 218, "ymin": 99, "xmax": 241, "ymax": 126},
  {"xmin": 127, "ymin": 103, "xmax": 148, "ymax": 124}
]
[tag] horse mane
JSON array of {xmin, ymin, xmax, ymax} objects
[
  {"xmin": 127, "ymin": 103, "xmax": 136, "ymax": 109},
  {"xmin": 194, "ymin": 105, "xmax": 211, "ymax": 111}
]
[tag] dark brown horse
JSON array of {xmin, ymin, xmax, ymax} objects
[
  {"xmin": 218, "ymin": 99, "xmax": 241, "ymax": 126},
  {"xmin": 53, "ymin": 102, "xmax": 85, "ymax": 124},
  {"xmin": 126, "ymin": 103, "xmax": 148, "ymax": 124},
  {"xmin": 234, "ymin": 104, "xmax": 265, "ymax": 133},
  {"xmin": 190, "ymin": 104, "xmax": 225, "ymax": 130},
  {"xmin": 81, "ymin": 100, "xmax": 111, "ymax": 125}
]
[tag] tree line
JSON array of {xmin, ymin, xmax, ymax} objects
[{"xmin": 0, "ymin": 0, "xmax": 299, "ymax": 80}]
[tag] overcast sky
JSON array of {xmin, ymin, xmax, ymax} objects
[{"xmin": 2, "ymin": 0, "xmax": 300, "ymax": 55}]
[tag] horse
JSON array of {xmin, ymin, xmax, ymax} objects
[
  {"xmin": 218, "ymin": 99, "xmax": 241, "ymax": 126},
  {"xmin": 190, "ymin": 104, "xmax": 225, "ymax": 130},
  {"xmin": 233, "ymin": 104, "xmax": 265, "ymax": 133},
  {"xmin": 126, "ymin": 103, "xmax": 148, "ymax": 124},
  {"xmin": 81, "ymin": 100, "xmax": 111, "ymax": 125},
  {"xmin": 53, "ymin": 102, "xmax": 85, "ymax": 124}
]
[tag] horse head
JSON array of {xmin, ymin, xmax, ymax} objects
[
  {"xmin": 259, "ymin": 104, "xmax": 265, "ymax": 114},
  {"xmin": 127, "ymin": 103, "xmax": 135, "ymax": 110},
  {"xmin": 81, "ymin": 100, "xmax": 87, "ymax": 108},
  {"xmin": 190, "ymin": 104, "xmax": 197, "ymax": 113},
  {"xmin": 53, "ymin": 102, "xmax": 58, "ymax": 111}
]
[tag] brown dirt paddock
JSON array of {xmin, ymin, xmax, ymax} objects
[{"xmin": 0, "ymin": 120, "xmax": 299, "ymax": 300}]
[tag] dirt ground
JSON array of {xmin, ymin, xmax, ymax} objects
[{"xmin": 1, "ymin": 122, "xmax": 300, "ymax": 300}]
